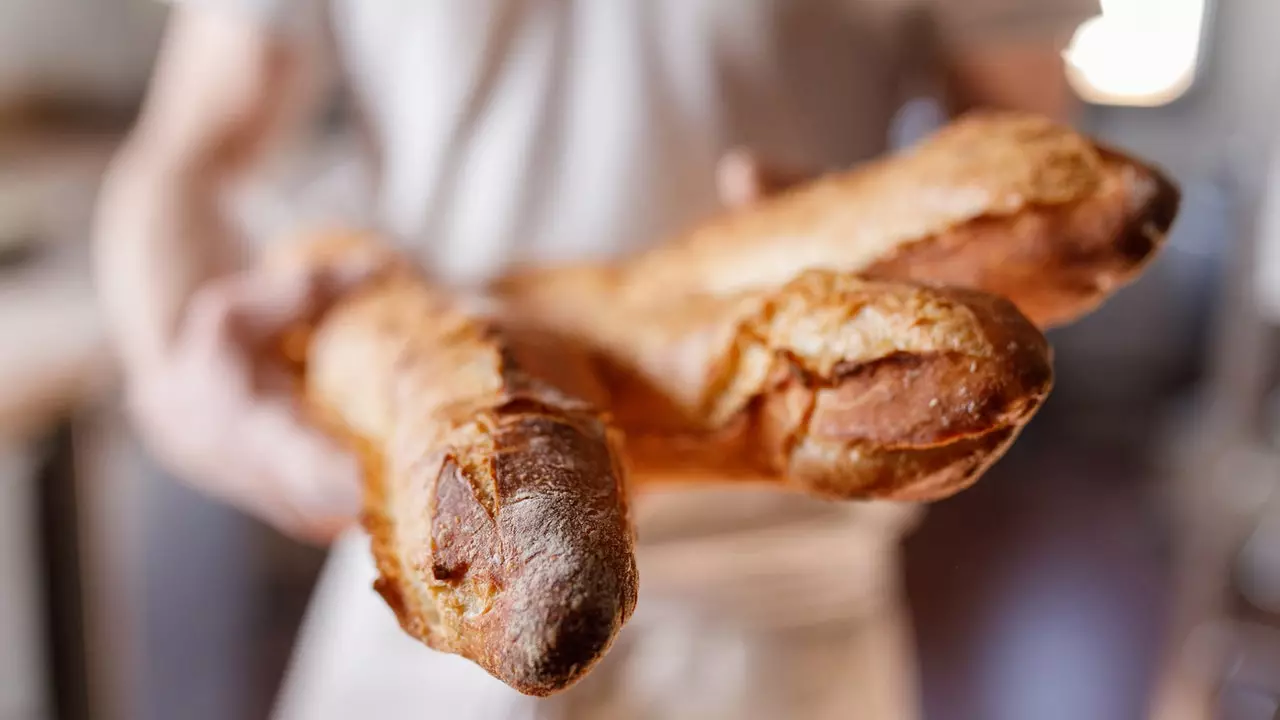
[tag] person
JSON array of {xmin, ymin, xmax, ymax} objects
[{"xmin": 94, "ymin": 2, "xmax": 1096, "ymax": 718}]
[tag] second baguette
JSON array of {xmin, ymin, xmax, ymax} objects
[
  {"xmin": 512, "ymin": 270, "xmax": 1053, "ymax": 501},
  {"xmin": 503, "ymin": 112, "xmax": 1180, "ymax": 330}
]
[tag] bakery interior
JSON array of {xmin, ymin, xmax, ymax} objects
[{"xmin": 1, "ymin": 0, "xmax": 1278, "ymax": 718}]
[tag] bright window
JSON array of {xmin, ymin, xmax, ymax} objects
[{"xmin": 1063, "ymin": 0, "xmax": 1209, "ymax": 107}]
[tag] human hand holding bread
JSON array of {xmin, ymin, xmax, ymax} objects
[
  {"xmin": 123, "ymin": 259, "xmax": 376, "ymax": 543},
  {"xmin": 262, "ymin": 113, "xmax": 1179, "ymax": 694}
]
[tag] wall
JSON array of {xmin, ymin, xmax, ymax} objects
[{"xmin": 0, "ymin": 0, "xmax": 166, "ymax": 112}]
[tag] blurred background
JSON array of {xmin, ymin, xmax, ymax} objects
[{"xmin": 1, "ymin": 0, "xmax": 1279, "ymax": 718}]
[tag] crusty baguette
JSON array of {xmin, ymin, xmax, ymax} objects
[
  {"xmin": 271, "ymin": 234, "xmax": 638, "ymax": 697},
  {"xmin": 502, "ymin": 112, "xmax": 1180, "ymax": 329},
  {"xmin": 490, "ymin": 112, "xmax": 1173, "ymax": 498},
  {"xmin": 253, "ymin": 111, "xmax": 1170, "ymax": 689},
  {"xmin": 510, "ymin": 270, "xmax": 1053, "ymax": 501}
]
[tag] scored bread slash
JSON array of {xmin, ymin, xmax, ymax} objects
[{"xmin": 268, "ymin": 232, "xmax": 638, "ymax": 697}]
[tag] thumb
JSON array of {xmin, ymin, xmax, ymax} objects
[
  {"xmin": 244, "ymin": 397, "xmax": 363, "ymax": 540},
  {"xmin": 191, "ymin": 257, "xmax": 385, "ymax": 347},
  {"xmin": 716, "ymin": 149, "xmax": 814, "ymax": 209}
]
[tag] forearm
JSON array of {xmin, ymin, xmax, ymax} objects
[
  {"xmin": 94, "ymin": 148, "xmax": 240, "ymax": 374},
  {"xmin": 94, "ymin": 8, "xmax": 315, "ymax": 375}
]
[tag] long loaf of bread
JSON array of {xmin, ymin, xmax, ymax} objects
[
  {"xmin": 263, "ymin": 112, "xmax": 1178, "ymax": 692},
  {"xmin": 269, "ymin": 235, "xmax": 1054, "ymax": 691},
  {"xmin": 503, "ymin": 112, "xmax": 1181, "ymax": 330},
  {"xmin": 509, "ymin": 270, "xmax": 1053, "ymax": 501},
  {"xmin": 498, "ymin": 112, "xmax": 1179, "ymax": 497},
  {"xmin": 271, "ymin": 235, "xmax": 637, "ymax": 696}
]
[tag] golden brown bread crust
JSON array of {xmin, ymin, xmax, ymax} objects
[
  {"xmin": 253, "ymin": 111, "xmax": 1177, "ymax": 690},
  {"xmin": 274, "ymin": 235, "xmax": 638, "ymax": 697},
  {"xmin": 511, "ymin": 270, "xmax": 1053, "ymax": 501},
  {"xmin": 502, "ymin": 112, "xmax": 1181, "ymax": 330}
]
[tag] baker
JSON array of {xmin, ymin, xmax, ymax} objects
[{"xmin": 94, "ymin": 2, "xmax": 1096, "ymax": 718}]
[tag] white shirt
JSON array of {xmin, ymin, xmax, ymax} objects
[{"xmin": 233, "ymin": 0, "xmax": 912, "ymax": 285}]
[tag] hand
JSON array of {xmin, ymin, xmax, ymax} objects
[
  {"xmin": 127, "ymin": 260, "xmax": 378, "ymax": 543},
  {"xmin": 715, "ymin": 149, "xmax": 814, "ymax": 209}
]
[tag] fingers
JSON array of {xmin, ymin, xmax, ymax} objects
[
  {"xmin": 134, "ymin": 383, "xmax": 362, "ymax": 543},
  {"xmin": 242, "ymin": 397, "xmax": 363, "ymax": 542},
  {"xmin": 140, "ymin": 252, "xmax": 381, "ymax": 544},
  {"xmin": 186, "ymin": 255, "xmax": 386, "ymax": 348},
  {"xmin": 716, "ymin": 148, "xmax": 762, "ymax": 209},
  {"xmin": 716, "ymin": 149, "xmax": 813, "ymax": 209}
]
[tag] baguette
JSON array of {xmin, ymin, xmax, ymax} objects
[
  {"xmin": 271, "ymin": 234, "xmax": 638, "ymax": 696},
  {"xmin": 504, "ymin": 112, "xmax": 1180, "ymax": 329},
  {"xmin": 510, "ymin": 270, "xmax": 1053, "ymax": 501},
  {"xmin": 258, "ymin": 111, "xmax": 1171, "ymax": 689},
  {"xmin": 492, "ymin": 113, "xmax": 1175, "ymax": 497}
]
